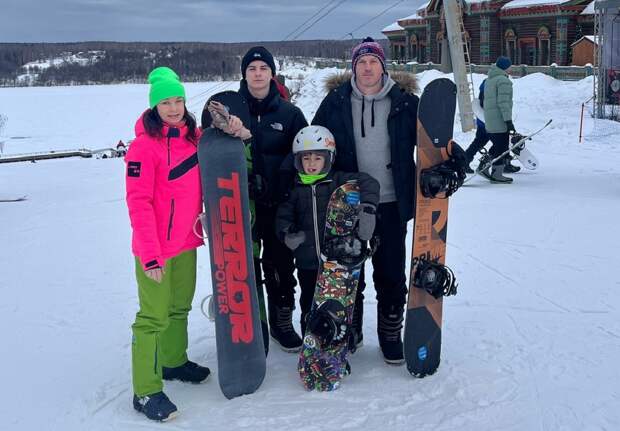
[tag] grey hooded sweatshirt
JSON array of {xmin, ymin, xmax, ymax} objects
[{"xmin": 350, "ymin": 75, "xmax": 396, "ymax": 203}]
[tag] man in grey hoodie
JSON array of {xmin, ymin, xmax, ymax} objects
[{"xmin": 312, "ymin": 37, "xmax": 419, "ymax": 364}]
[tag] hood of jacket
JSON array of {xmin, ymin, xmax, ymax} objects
[
  {"xmin": 324, "ymin": 70, "xmax": 418, "ymax": 95},
  {"xmin": 487, "ymin": 64, "xmax": 508, "ymax": 80},
  {"xmin": 350, "ymin": 74, "xmax": 395, "ymax": 101}
]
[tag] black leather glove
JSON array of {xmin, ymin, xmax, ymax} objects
[{"xmin": 506, "ymin": 120, "xmax": 516, "ymax": 134}]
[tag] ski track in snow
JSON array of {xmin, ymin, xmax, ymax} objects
[{"xmin": 1, "ymin": 65, "xmax": 620, "ymax": 430}]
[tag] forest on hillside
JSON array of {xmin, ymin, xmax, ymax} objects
[{"xmin": 0, "ymin": 39, "xmax": 387, "ymax": 86}]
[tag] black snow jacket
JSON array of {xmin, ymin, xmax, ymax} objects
[
  {"xmin": 312, "ymin": 71, "xmax": 419, "ymax": 222},
  {"xmin": 239, "ymin": 79, "xmax": 308, "ymax": 207},
  {"xmin": 275, "ymin": 171, "xmax": 380, "ymax": 270}
]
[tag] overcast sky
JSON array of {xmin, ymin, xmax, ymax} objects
[{"xmin": 1, "ymin": 0, "xmax": 425, "ymax": 43}]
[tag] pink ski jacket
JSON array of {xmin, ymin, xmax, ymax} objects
[{"xmin": 125, "ymin": 113, "xmax": 204, "ymax": 270}]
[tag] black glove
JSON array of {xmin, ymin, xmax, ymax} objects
[
  {"xmin": 284, "ymin": 230, "xmax": 305, "ymax": 250},
  {"xmin": 248, "ymin": 173, "xmax": 268, "ymax": 201},
  {"xmin": 506, "ymin": 120, "xmax": 516, "ymax": 134},
  {"xmin": 357, "ymin": 203, "xmax": 376, "ymax": 241},
  {"xmin": 448, "ymin": 141, "xmax": 469, "ymax": 172}
]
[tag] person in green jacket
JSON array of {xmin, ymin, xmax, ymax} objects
[{"xmin": 482, "ymin": 56, "xmax": 517, "ymax": 183}]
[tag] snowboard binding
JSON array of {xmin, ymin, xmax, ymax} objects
[
  {"xmin": 413, "ymin": 258, "xmax": 458, "ymax": 299},
  {"xmin": 420, "ymin": 140, "xmax": 467, "ymax": 199},
  {"xmin": 510, "ymin": 133, "xmax": 527, "ymax": 156},
  {"xmin": 306, "ymin": 300, "xmax": 348, "ymax": 347},
  {"xmin": 420, "ymin": 161, "xmax": 466, "ymax": 198}
]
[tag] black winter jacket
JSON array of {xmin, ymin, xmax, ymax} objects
[
  {"xmin": 275, "ymin": 171, "xmax": 380, "ymax": 270},
  {"xmin": 239, "ymin": 80, "xmax": 308, "ymax": 206},
  {"xmin": 312, "ymin": 74, "xmax": 419, "ymax": 222}
]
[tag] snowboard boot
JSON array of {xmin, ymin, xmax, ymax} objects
[
  {"xmin": 487, "ymin": 165, "xmax": 513, "ymax": 183},
  {"xmin": 133, "ymin": 391, "xmax": 178, "ymax": 422},
  {"xmin": 268, "ymin": 303, "xmax": 303, "ymax": 352},
  {"xmin": 464, "ymin": 163, "xmax": 474, "ymax": 174},
  {"xmin": 377, "ymin": 304, "xmax": 405, "ymax": 365},
  {"xmin": 350, "ymin": 301, "xmax": 364, "ymax": 351},
  {"xmin": 162, "ymin": 360, "xmax": 211, "ymax": 384},
  {"xmin": 503, "ymin": 157, "xmax": 521, "ymax": 173}
]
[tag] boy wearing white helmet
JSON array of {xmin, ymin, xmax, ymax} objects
[{"xmin": 275, "ymin": 125, "xmax": 380, "ymax": 336}]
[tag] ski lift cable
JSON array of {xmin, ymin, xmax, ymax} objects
[
  {"xmin": 283, "ymin": 0, "xmax": 341, "ymax": 41},
  {"xmin": 293, "ymin": 0, "xmax": 350, "ymax": 41},
  {"xmin": 339, "ymin": 0, "xmax": 406, "ymax": 40}
]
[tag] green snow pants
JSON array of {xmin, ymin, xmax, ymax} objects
[{"xmin": 131, "ymin": 249, "xmax": 197, "ymax": 397}]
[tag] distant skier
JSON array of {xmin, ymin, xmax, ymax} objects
[
  {"xmin": 275, "ymin": 125, "xmax": 379, "ymax": 336},
  {"xmin": 464, "ymin": 79, "xmax": 520, "ymax": 175},
  {"xmin": 480, "ymin": 56, "xmax": 518, "ymax": 183},
  {"xmin": 125, "ymin": 66, "xmax": 210, "ymax": 422},
  {"xmin": 115, "ymin": 139, "xmax": 127, "ymax": 157}
]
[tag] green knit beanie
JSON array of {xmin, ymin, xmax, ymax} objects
[{"xmin": 148, "ymin": 66, "xmax": 186, "ymax": 109}]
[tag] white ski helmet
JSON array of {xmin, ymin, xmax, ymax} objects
[{"xmin": 292, "ymin": 125, "xmax": 336, "ymax": 174}]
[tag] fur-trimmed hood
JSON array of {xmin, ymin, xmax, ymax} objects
[{"xmin": 323, "ymin": 70, "xmax": 418, "ymax": 95}]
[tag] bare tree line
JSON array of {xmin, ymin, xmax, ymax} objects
[{"xmin": 0, "ymin": 40, "xmax": 388, "ymax": 86}]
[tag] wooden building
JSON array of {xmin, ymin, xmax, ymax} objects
[
  {"xmin": 571, "ymin": 35, "xmax": 597, "ymax": 65},
  {"xmin": 382, "ymin": 0, "xmax": 594, "ymax": 66}
]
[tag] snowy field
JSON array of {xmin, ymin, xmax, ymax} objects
[{"xmin": 1, "ymin": 65, "xmax": 620, "ymax": 430}]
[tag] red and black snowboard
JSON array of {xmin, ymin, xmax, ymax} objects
[
  {"xmin": 198, "ymin": 91, "xmax": 266, "ymax": 399},
  {"xmin": 405, "ymin": 78, "xmax": 460, "ymax": 377}
]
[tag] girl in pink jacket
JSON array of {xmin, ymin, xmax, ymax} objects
[{"xmin": 125, "ymin": 66, "xmax": 208, "ymax": 422}]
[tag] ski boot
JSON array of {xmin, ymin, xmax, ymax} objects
[
  {"xmin": 503, "ymin": 155, "xmax": 521, "ymax": 173},
  {"xmin": 133, "ymin": 392, "xmax": 178, "ymax": 422},
  {"xmin": 377, "ymin": 304, "xmax": 405, "ymax": 365},
  {"xmin": 268, "ymin": 303, "xmax": 303, "ymax": 352},
  {"xmin": 163, "ymin": 360, "xmax": 211, "ymax": 384}
]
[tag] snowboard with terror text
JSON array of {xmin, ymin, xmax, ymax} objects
[
  {"xmin": 202, "ymin": 91, "xmax": 269, "ymax": 356},
  {"xmin": 198, "ymin": 91, "xmax": 266, "ymax": 399},
  {"xmin": 404, "ymin": 78, "xmax": 457, "ymax": 377},
  {"xmin": 298, "ymin": 181, "xmax": 365, "ymax": 391}
]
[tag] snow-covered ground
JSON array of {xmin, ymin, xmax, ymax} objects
[{"xmin": 1, "ymin": 65, "xmax": 619, "ymax": 430}]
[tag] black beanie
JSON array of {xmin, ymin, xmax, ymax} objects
[{"xmin": 241, "ymin": 46, "xmax": 276, "ymax": 79}]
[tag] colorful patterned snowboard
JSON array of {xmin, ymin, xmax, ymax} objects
[
  {"xmin": 404, "ymin": 78, "xmax": 457, "ymax": 377},
  {"xmin": 298, "ymin": 181, "xmax": 365, "ymax": 391}
]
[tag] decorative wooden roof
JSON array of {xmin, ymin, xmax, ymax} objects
[{"xmin": 499, "ymin": 0, "xmax": 592, "ymax": 17}]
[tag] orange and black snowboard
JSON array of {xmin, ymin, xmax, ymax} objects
[{"xmin": 405, "ymin": 78, "xmax": 460, "ymax": 377}]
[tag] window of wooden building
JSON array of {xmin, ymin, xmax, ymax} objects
[
  {"xmin": 538, "ymin": 26, "xmax": 551, "ymax": 65},
  {"xmin": 505, "ymin": 29, "xmax": 517, "ymax": 65},
  {"xmin": 410, "ymin": 34, "xmax": 419, "ymax": 61}
]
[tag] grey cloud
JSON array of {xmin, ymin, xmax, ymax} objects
[{"xmin": 0, "ymin": 0, "xmax": 422, "ymax": 42}]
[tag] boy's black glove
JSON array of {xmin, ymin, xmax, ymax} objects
[{"xmin": 357, "ymin": 203, "xmax": 376, "ymax": 241}]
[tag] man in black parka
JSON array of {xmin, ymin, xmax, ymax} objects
[
  {"xmin": 312, "ymin": 38, "xmax": 419, "ymax": 364},
  {"xmin": 238, "ymin": 46, "xmax": 308, "ymax": 352}
]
